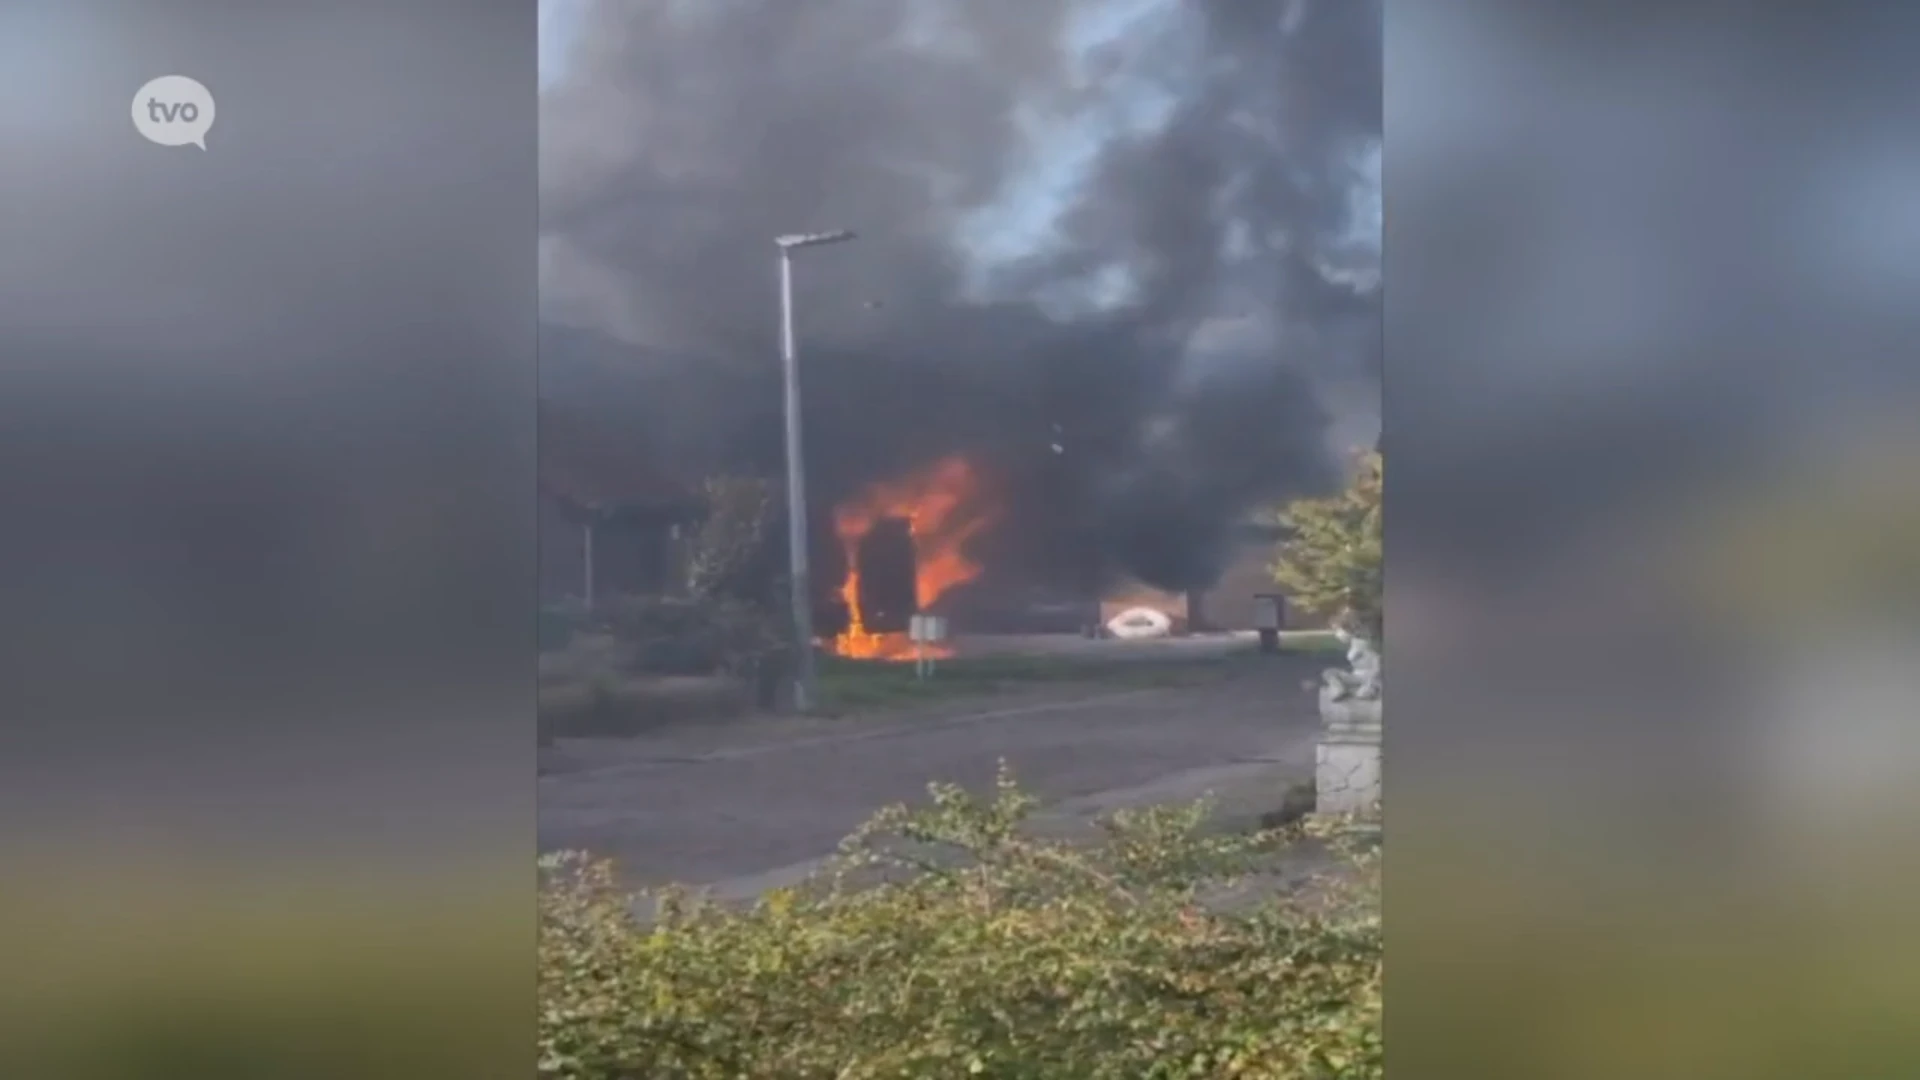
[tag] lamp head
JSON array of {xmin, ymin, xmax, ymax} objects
[{"xmin": 776, "ymin": 230, "xmax": 856, "ymax": 250}]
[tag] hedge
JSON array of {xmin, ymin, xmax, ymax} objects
[{"xmin": 539, "ymin": 768, "xmax": 1381, "ymax": 1079}]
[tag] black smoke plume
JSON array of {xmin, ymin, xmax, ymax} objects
[{"xmin": 539, "ymin": 0, "xmax": 1380, "ymax": 599}]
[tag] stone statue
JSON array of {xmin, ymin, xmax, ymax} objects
[
  {"xmin": 1319, "ymin": 624, "xmax": 1382, "ymax": 704},
  {"xmin": 1316, "ymin": 614, "xmax": 1382, "ymax": 817}
]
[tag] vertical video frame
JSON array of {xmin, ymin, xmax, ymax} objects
[{"xmin": 536, "ymin": 2, "xmax": 1382, "ymax": 1074}]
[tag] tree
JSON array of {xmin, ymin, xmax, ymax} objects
[
  {"xmin": 684, "ymin": 476, "xmax": 784, "ymax": 610},
  {"xmin": 1270, "ymin": 450, "xmax": 1382, "ymax": 644}
]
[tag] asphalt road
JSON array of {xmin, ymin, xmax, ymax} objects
[{"xmin": 537, "ymin": 651, "xmax": 1328, "ymax": 894}]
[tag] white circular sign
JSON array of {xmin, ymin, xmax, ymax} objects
[{"xmin": 1106, "ymin": 606, "xmax": 1173, "ymax": 640}]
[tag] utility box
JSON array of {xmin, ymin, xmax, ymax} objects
[
  {"xmin": 855, "ymin": 517, "xmax": 917, "ymax": 634},
  {"xmin": 1253, "ymin": 593, "xmax": 1286, "ymax": 653}
]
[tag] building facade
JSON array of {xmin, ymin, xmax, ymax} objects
[{"xmin": 538, "ymin": 402, "xmax": 702, "ymax": 605}]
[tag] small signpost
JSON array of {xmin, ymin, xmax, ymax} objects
[{"xmin": 908, "ymin": 613, "xmax": 948, "ymax": 680}]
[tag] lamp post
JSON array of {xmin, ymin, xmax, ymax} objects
[{"xmin": 775, "ymin": 229, "xmax": 856, "ymax": 712}]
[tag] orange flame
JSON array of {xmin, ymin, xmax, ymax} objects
[{"xmin": 828, "ymin": 456, "xmax": 992, "ymax": 661}]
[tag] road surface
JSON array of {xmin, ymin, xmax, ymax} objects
[{"xmin": 538, "ymin": 652, "xmax": 1327, "ymax": 895}]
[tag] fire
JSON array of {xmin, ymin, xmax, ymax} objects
[{"xmin": 828, "ymin": 455, "xmax": 993, "ymax": 661}]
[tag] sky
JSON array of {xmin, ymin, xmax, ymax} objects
[{"xmin": 536, "ymin": 0, "xmax": 585, "ymax": 90}]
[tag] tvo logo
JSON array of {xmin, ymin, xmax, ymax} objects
[{"xmin": 131, "ymin": 75, "xmax": 216, "ymax": 149}]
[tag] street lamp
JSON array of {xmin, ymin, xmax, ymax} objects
[{"xmin": 776, "ymin": 229, "xmax": 856, "ymax": 712}]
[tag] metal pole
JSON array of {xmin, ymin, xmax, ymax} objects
[
  {"xmin": 780, "ymin": 250, "xmax": 818, "ymax": 711},
  {"xmin": 582, "ymin": 520, "xmax": 595, "ymax": 610}
]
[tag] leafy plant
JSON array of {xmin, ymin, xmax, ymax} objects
[
  {"xmin": 539, "ymin": 767, "xmax": 1382, "ymax": 1079},
  {"xmin": 540, "ymin": 600, "xmax": 589, "ymax": 652},
  {"xmin": 685, "ymin": 476, "xmax": 785, "ymax": 610},
  {"xmin": 1270, "ymin": 451, "xmax": 1383, "ymax": 644},
  {"xmin": 583, "ymin": 595, "xmax": 782, "ymax": 679}
]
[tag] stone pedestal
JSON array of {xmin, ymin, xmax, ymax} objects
[{"xmin": 1315, "ymin": 696, "xmax": 1381, "ymax": 817}]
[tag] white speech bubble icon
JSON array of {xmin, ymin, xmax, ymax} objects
[{"xmin": 132, "ymin": 75, "xmax": 216, "ymax": 149}]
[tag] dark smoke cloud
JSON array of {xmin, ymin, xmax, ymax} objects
[{"xmin": 539, "ymin": 0, "xmax": 1380, "ymax": 595}]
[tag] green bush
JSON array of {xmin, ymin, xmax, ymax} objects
[
  {"xmin": 539, "ymin": 769, "xmax": 1382, "ymax": 1079},
  {"xmin": 590, "ymin": 595, "xmax": 790, "ymax": 681},
  {"xmin": 685, "ymin": 475, "xmax": 785, "ymax": 609},
  {"xmin": 1269, "ymin": 451, "xmax": 1382, "ymax": 645},
  {"xmin": 539, "ymin": 600, "xmax": 586, "ymax": 652}
]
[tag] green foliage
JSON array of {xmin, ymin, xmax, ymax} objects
[
  {"xmin": 539, "ymin": 601, "xmax": 583, "ymax": 651},
  {"xmin": 815, "ymin": 651, "xmax": 1244, "ymax": 712},
  {"xmin": 1270, "ymin": 451, "xmax": 1383, "ymax": 643},
  {"xmin": 590, "ymin": 595, "xmax": 789, "ymax": 682},
  {"xmin": 539, "ymin": 768, "xmax": 1382, "ymax": 1079},
  {"xmin": 686, "ymin": 476, "xmax": 785, "ymax": 609}
]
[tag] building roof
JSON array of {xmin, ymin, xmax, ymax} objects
[{"xmin": 538, "ymin": 401, "xmax": 699, "ymax": 518}]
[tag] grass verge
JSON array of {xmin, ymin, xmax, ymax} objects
[{"xmin": 816, "ymin": 648, "xmax": 1244, "ymax": 712}]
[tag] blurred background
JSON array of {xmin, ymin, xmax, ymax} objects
[
  {"xmin": 1388, "ymin": 3, "xmax": 1920, "ymax": 1076},
  {"xmin": 0, "ymin": 4, "xmax": 536, "ymax": 1077}
]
